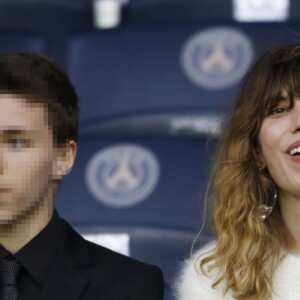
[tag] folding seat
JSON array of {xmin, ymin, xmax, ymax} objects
[
  {"xmin": 0, "ymin": 33, "xmax": 46, "ymax": 55},
  {"xmin": 0, "ymin": 0, "xmax": 91, "ymax": 64},
  {"xmin": 56, "ymin": 133, "xmax": 217, "ymax": 297},
  {"xmin": 0, "ymin": 1, "xmax": 91, "ymax": 33}
]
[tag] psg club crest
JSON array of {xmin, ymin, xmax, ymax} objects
[
  {"xmin": 181, "ymin": 26, "xmax": 254, "ymax": 90},
  {"xmin": 85, "ymin": 144, "xmax": 160, "ymax": 208}
]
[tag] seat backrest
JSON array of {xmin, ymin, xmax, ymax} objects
[{"xmin": 56, "ymin": 133, "xmax": 218, "ymax": 234}]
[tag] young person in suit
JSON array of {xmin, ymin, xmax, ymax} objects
[{"xmin": 0, "ymin": 52, "xmax": 164, "ymax": 300}]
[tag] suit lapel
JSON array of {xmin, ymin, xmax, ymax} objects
[
  {"xmin": 42, "ymin": 255, "xmax": 88, "ymax": 300},
  {"xmin": 42, "ymin": 220, "xmax": 90, "ymax": 300}
]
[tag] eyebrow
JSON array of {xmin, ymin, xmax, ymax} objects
[{"xmin": 0, "ymin": 128, "xmax": 37, "ymax": 137}]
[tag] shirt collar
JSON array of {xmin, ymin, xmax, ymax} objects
[
  {"xmin": 0, "ymin": 244, "xmax": 10, "ymax": 261},
  {"xmin": 14, "ymin": 209, "xmax": 63, "ymax": 285}
]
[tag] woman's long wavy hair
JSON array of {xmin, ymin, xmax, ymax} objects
[{"xmin": 199, "ymin": 44, "xmax": 300, "ymax": 300}]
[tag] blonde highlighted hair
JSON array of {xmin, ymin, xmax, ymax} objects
[{"xmin": 200, "ymin": 44, "xmax": 300, "ymax": 299}]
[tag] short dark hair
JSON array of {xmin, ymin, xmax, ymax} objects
[{"xmin": 0, "ymin": 52, "xmax": 79, "ymax": 147}]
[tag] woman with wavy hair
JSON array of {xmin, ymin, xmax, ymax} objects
[{"xmin": 176, "ymin": 43, "xmax": 300, "ymax": 300}]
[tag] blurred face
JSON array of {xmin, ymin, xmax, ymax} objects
[
  {"xmin": 258, "ymin": 94, "xmax": 300, "ymax": 198},
  {"xmin": 0, "ymin": 94, "xmax": 65, "ymax": 225}
]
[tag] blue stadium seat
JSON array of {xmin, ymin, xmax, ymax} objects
[
  {"xmin": 57, "ymin": 134, "xmax": 217, "ymax": 232},
  {"xmin": 0, "ymin": 33, "xmax": 46, "ymax": 55},
  {"xmin": 65, "ymin": 22, "xmax": 300, "ymax": 126},
  {"xmin": 0, "ymin": 1, "xmax": 92, "ymax": 64},
  {"xmin": 66, "ymin": 26, "xmax": 236, "ymax": 123},
  {"xmin": 56, "ymin": 132, "xmax": 217, "ymax": 295}
]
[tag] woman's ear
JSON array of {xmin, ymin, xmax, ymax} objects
[{"xmin": 253, "ymin": 144, "xmax": 266, "ymax": 169}]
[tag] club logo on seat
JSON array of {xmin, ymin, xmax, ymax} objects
[
  {"xmin": 85, "ymin": 144, "xmax": 160, "ymax": 208},
  {"xmin": 181, "ymin": 26, "xmax": 253, "ymax": 89}
]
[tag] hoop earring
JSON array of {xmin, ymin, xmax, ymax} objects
[{"xmin": 259, "ymin": 180, "xmax": 278, "ymax": 221}]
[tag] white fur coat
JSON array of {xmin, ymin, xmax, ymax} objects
[
  {"xmin": 174, "ymin": 241, "xmax": 233, "ymax": 300},
  {"xmin": 174, "ymin": 241, "xmax": 300, "ymax": 300}
]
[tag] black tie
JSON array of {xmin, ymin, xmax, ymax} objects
[{"xmin": 0, "ymin": 256, "xmax": 21, "ymax": 300}]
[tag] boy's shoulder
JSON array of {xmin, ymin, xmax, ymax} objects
[{"xmin": 57, "ymin": 218, "xmax": 164, "ymax": 299}]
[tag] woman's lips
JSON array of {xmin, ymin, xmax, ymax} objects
[{"xmin": 288, "ymin": 154, "xmax": 300, "ymax": 163}]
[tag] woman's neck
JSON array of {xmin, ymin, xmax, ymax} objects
[{"xmin": 280, "ymin": 193, "xmax": 300, "ymax": 253}]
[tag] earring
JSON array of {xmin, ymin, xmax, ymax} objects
[{"xmin": 259, "ymin": 180, "xmax": 278, "ymax": 221}]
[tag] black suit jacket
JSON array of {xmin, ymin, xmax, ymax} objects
[{"xmin": 40, "ymin": 219, "xmax": 164, "ymax": 300}]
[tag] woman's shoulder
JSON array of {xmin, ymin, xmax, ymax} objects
[{"xmin": 174, "ymin": 240, "xmax": 232, "ymax": 300}]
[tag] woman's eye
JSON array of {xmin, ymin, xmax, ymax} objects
[{"xmin": 270, "ymin": 107, "xmax": 288, "ymax": 115}]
